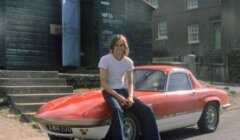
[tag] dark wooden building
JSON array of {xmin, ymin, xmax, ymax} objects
[
  {"xmin": 0, "ymin": 0, "xmax": 154, "ymax": 70},
  {"xmin": 83, "ymin": 0, "xmax": 154, "ymax": 67},
  {"xmin": 153, "ymin": 0, "xmax": 240, "ymax": 82},
  {"xmin": 0, "ymin": 0, "xmax": 62, "ymax": 70}
]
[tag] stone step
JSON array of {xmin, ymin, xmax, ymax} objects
[
  {"xmin": 20, "ymin": 112, "xmax": 36, "ymax": 122},
  {"xmin": 0, "ymin": 78, "xmax": 67, "ymax": 86},
  {"xmin": 0, "ymin": 70, "xmax": 59, "ymax": 78},
  {"xmin": 8, "ymin": 93, "xmax": 74, "ymax": 103},
  {"xmin": 1, "ymin": 86, "xmax": 73, "ymax": 94},
  {"xmin": 11, "ymin": 102, "xmax": 45, "ymax": 113}
]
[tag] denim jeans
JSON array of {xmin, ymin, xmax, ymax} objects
[{"xmin": 102, "ymin": 89, "xmax": 161, "ymax": 140}]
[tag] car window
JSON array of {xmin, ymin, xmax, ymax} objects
[
  {"xmin": 133, "ymin": 69, "xmax": 166, "ymax": 91},
  {"xmin": 167, "ymin": 72, "xmax": 192, "ymax": 92}
]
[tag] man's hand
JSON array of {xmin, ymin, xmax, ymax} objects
[
  {"xmin": 116, "ymin": 94, "xmax": 128, "ymax": 107},
  {"xmin": 125, "ymin": 96, "xmax": 134, "ymax": 109}
]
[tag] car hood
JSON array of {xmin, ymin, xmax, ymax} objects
[
  {"xmin": 35, "ymin": 90, "xmax": 110, "ymax": 120},
  {"xmin": 35, "ymin": 89, "xmax": 161, "ymax": 121}
]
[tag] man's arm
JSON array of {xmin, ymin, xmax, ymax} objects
[{"xmin": 126, "ymin": 70, "xmax": 134, "ymax": 107}]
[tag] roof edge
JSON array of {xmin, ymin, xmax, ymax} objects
[{"xmin": 142, "ymin": 0, "xmax": 157, "ymax": 9}]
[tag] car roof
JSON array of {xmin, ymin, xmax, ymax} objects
[{"xmin": 134, "ymin": 65, "xmax": 189, "ymax": 73}]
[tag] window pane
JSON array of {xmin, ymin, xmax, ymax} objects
[
  {"xmin": 188, "ymin": 24, "xmax": 199, "ymax": 44},
  {"xmin": 158, "ymin": 21, "xmax": 167, "ymax": 39},
  {"xmin": 188, "ymin": 0, "xmax": 198, "ymax": 9},
  {"xmin": 167, "ymin": 73, "xmax": 192, "ymax": 92},
  {"xmin": 134, "ymin": 69, "xmax": 167, "ymax": 91}
]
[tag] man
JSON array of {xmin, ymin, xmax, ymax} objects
[{"xmin": 98, "ymin": 34, "xmax": 161, "ymax": 140}]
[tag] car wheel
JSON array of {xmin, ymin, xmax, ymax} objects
[
  {"xmin": 124, "ymin": 112, "xmax": 140, "ymax": 140},
  {"xmin": 197, "ymin": 102, "xmax": 219, "ymax": 133},
  {"xmin": 48, "ymin": 134, "xmax": 72, "ymax": 140}
]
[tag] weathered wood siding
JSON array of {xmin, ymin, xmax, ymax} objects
[
  {"xmin": 0, "ymin": 1, "xmax": 5, "ymax": 67},
  {"xmin": 97, "ymin": 0, "xmax": 127, "ymax": 58},
  {"xmin": 97, "ymin": 0, "xmax": 153, "ymax": 65},
  {"xmin": 127, "ymin": 1, "xmax": 153, "ymax": 64},
  {"xmin": 4, "ymin": 0, "xmax": 61, "ymax": 69}
]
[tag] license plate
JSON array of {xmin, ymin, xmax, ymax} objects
[{"xmin": 46, "ymin": 125, "xmax": 73, "ymax": 134}]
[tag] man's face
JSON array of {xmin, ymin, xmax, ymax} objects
[{"xmin": 113, "ymin": 39, "xmax": 125, "ymax": 56}]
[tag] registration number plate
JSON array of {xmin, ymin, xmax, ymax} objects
[{"xmin": 46, "ymin": 125, "xmax": 73, "ymax": 134}]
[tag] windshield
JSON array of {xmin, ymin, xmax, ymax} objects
[{"xmin": 133, "ymin": 69, "xmax": 167, "ymax": 91}]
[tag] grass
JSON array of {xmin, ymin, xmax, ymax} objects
[{"xmin": 73, "ymin": 88, "xmax": 89, "ymax": 93}]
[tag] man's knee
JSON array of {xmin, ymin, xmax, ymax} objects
[
  {"xmin": 112, "ymin": 106, "xmax": 124, "ymax": 115},
  {"xmin": 141, "ymin": 104, "xmax": 153, "ymax": 113}
]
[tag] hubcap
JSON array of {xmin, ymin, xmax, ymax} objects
[
  {"xmin": 124, "ymin": 118, "xmax": 136, "ymax": 140},
  {"xmin": 206, "ymin": 105, "xmax": 217, "ymax": 128}
]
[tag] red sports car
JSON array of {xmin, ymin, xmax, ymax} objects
[{"xmin": 35, "ymin": 65, "xmax": 230, "ymax": 140}]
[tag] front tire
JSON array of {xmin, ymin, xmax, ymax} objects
[
  {"xmin": 124, "ymin": 112, "xmax": 140, "ymax": 140},
  {"xmin": 197, "ymin": 102, "xmax": 219, "ymax": 133}
]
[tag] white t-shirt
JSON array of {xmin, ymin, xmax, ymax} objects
[{"xmin": 98, "ymin": 54, "xmax": 134, "ymax": 89}]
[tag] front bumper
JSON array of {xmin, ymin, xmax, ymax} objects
[
  {"xmin": 38, "ymin": 124, "xmax": 110, "ymax": 139},
  {"xmin": 35, "ymin": 116, "xmax": 111, "ymax": 139},
  {"xmin": 220, "ymin": 103, "xmax": 231, "ymax": 114}
]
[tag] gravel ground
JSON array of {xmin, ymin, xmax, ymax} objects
[
  {"xmin": 0, "ymin": 107, "xmax": 48, "ymax": 140},
  {"xmin": 0, "ymin": 85, "xmax": 239, "ymax": 140}
]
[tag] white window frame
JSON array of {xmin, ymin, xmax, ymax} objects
[
  {"xmin": 188, "ymin": 24, "xmax": 199, "ymax": 44},
  {"xmin": 187, "ymin": 0, "xmax": 198, "ymax": 10},
  {"xmin": 157, "ymin": 21, "xmax": 168, "ymax": 40}
]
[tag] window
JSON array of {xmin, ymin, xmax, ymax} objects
[
  {"xmin": 134, "ymin": 69, "xmax": 167, "ymax": 91},
  {"xmin": 167, "ymin": 72, "xmax": 192, "ymax": 92},
  {"xmin": 157, "ymin": 21, "xmax": 167, "ymax": 40},
  {"xmin": 188, "ymin": 24, "xmax": 199, "ymax": 44},
  {"xmin": 187, "ymin": 0, "xmax": 198, "ymax": 9}
]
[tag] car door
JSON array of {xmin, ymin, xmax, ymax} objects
[
  {"xmin": 154, "ymin": 71, "xmax": 199, "ymax": 131},
  {"xmin": 165, "ymin": 71, "xmax": 197, "ymax": 114},
  {"xmin": 154, "ymin": 71, "xmax": 197, "ymax": 115}
]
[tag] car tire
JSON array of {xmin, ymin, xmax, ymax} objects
[
  {"xmin": 197, "ymin": 102, "xmax": 219, "ymax": 133},
  {"xmin": 48, "ymin": 134, "xmax": 72, "ymax": 140},
  {"xmin": 123, "ymin": 111, "xmax": 140, "ymax": 140}
]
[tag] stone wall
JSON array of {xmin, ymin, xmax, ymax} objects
[{"xmin": 59, "ymin": 73, "xmax": 100, "ymax": 89}]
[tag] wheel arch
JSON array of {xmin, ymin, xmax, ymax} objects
[{"xmin": 203, "ymin": 97, "xmax": 220, "ymax": 109}]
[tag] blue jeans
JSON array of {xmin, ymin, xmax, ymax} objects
[{"xmin": 102, "ymin": 89, "xmax": 161, "ymax": 140}]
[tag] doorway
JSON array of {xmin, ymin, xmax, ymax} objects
[
  {"xmin": 212, "ymin": 21, "xmax": 221, "ymax": 50},
  {"xmin": 80, "ymin": 0, "xmax": 96, "ymax": 67}
]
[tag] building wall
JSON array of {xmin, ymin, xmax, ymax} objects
[
  {"xmin": 0, "ymin": 0, "xmax": 153, "ymax": 70},
  {"xmin": 126, "ymin": 0, "xmax": 153, "ymax": 64},
  {"xmin": 97, "ymin": 0, "xmax": 127, "ymax": 58},
  {"xmin": 4, "ymin": 0, "xmax": 61, "ymax": 69},
  {"xmin": 221, "ymin": 0, "xmax": 240, "ymax": 52},
  {"xmin": 221, "ymin": 0, "xmax": 240, "ymax": 82},
  {"xmin": 153, "ymin": 0, "xmax": 221, "ymax": 59},
  {"xmin": 0, "ymin": 1, "xmax": 5, "ymax": 67},
  {"xmin": 98, "ymin": 0, "xmax": 153, "ymax": 65},
  {"xmin": 153, "ymin": 0, "xmax": 189, "ymax": 58}
]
